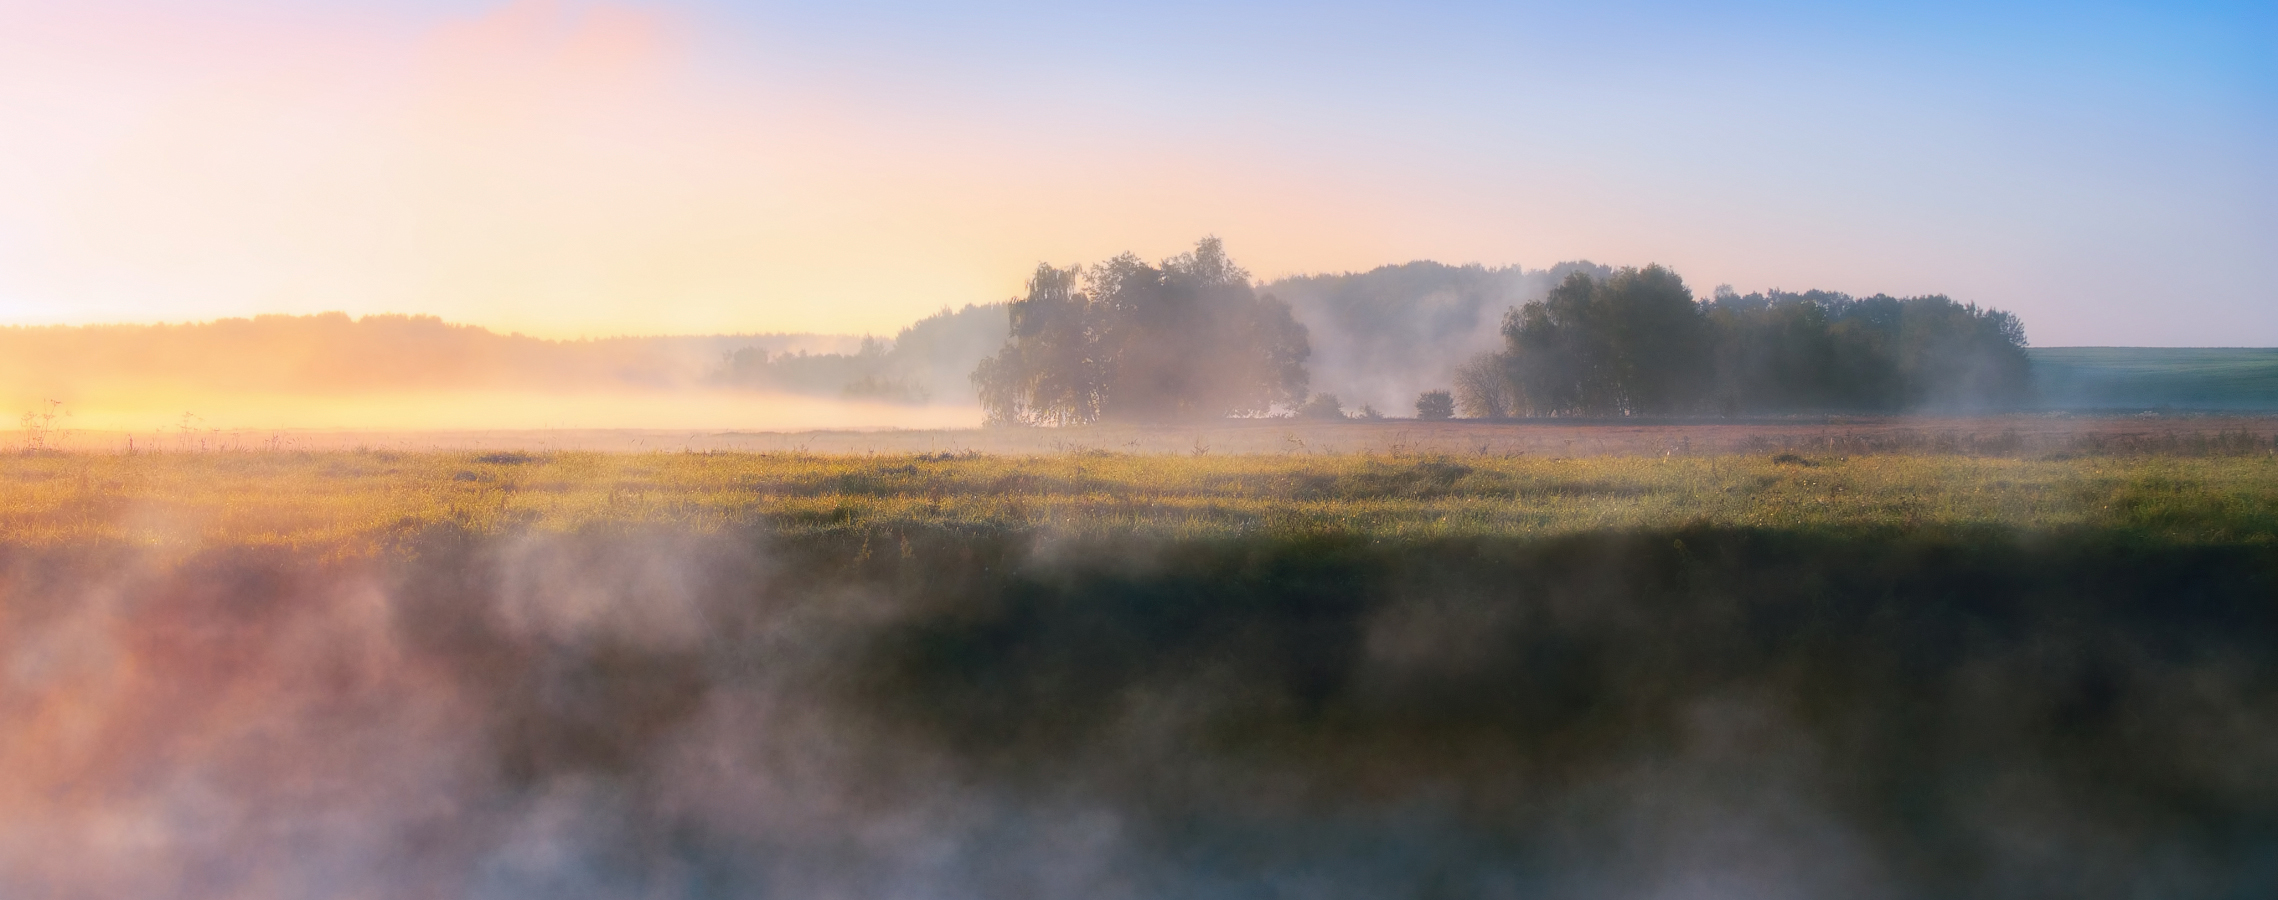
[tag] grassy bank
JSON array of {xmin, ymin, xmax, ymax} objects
[
  {"xmin": 6, "ymin": 448, "xmax": 2278, "ymax": 896},
  {"xmin": 2, "ymin": 449, "xmax": 2275, "ymax": 549},
  {"xmin": 5, "ymin": 509, "xmax": 2276, "ymax": 897}
]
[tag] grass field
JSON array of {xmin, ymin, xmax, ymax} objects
[
  {"xmin": 3, "ymin": 445, "xmax": 2276, "ymax": 548},
  {"xmin": 23, "ymin": 410, "xmax": 2278, "ymax": 456},
  {"xmin": 7, "ymin": 444, "xmax": 2278, "ymax": 897},
  {"xmin": 2031, "ymin": 347, "xmax": 2278, "ymax": 410}
]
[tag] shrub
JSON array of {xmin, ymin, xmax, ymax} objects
[
  {"xmin": 1295, "ymin": 393, "xmax": 1347, "ymax": 420},
  {"xmin": 1416, "ymin": 390, "xmax": 1455, "ymax": 420}
]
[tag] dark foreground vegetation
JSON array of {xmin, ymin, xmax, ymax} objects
[
  {"xmin": 3, "ymin": 450, "xmax": 2277, "ymax": 897},
  {"xmin": 4, "ymin": 523, "xmax": 2275, "ymax": 898}
]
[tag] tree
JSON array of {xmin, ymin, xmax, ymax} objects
[
  {"xmin": 1416, "ymin": 390, "xmax": 1455, "ymax": 420},
  {"xmin": 1295, "ymin": 393, "xmax": 1346, "ymax": 420},
  {"xmin": 1502, "ymin": 265, "xmax": 1709, "ymax": 416},
  {"xmin": 1702, "ymin": 287, "xmax": 2031, "ymax": 412},
  {"xmin": 1453, "ymin": 355, "xmax": 1516, "ymax": 418},
  {"xmin": 1893, "ymin": 295, "xmax": 2031, "ymax": 409},
  {"xmin": 1704, "ymin": 287, "xmax": 1850, "ymax": 414},
  {"xmin": 971, "ymin": 264, "xmax": 1099, "ymax": 426},
  {"xmin": 1467, "ymin": 268, "xmax": 2032, "ymax": 416},
  {"xmin": 973, "ymin": 238, "xmax": 1311, "ymax": 425}
]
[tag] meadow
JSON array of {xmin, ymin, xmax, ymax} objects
[
  {"xmin": 3, "ymin": 443, "xmax": 2277, "ymax": 548},
  {"xmin": 6, "ymin": 439, "xmax": 2278, "ymax": 898},
  {"xmin": 2030, "ymin": 347, "xmax": 2278, "ymax": 410}
]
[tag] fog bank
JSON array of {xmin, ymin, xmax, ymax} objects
[
  {"xmin": 3, "ymin": 526, "xmax": 2272, "ymax": 898},
  {"xmin": 20, "ymin": 389, "xmax": 981, "ymax": 435}
]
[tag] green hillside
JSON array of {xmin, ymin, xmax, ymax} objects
[{"xmin": 2030, "ymin": 347, "xmax": 2278, "ymax": 410}]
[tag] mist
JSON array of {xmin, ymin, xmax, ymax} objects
[
  {"xmin": 32, "ymin": 389, "xmax": 981, "ymax": 436},
  {"xmin": 0, "ymin": 314, "xmax": 989, "ymax": 433},
  {"xmin": 5, "ymin": 522, "xmax": 2272, "ymax": 898},
  {"xmin": 9, "ymin": 266, "xmax": 2268, "ymax": 436},
  {"xmin": 0, "ymin": 314, "xmax": 860, "ymax": 396},
  {"xmin": 1264, "ymin": 261, "xmax": 1613, "ymax": 415}
]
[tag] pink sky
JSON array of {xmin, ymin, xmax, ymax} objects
[{"xmin": 2, "ymin": 0, "xmax": 2270, "ymax": 344}]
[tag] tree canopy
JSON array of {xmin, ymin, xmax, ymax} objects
[
  {"xmin": 1702, "ymin": 287, "xmax": 2030, "ymax": 413},
  {"xmin": 1502, "ymin": 266, "xmax": 1710, "ymax": 416},
  {"xmin": 973, "ymin": 238, "xmax": 1310, "ymax": 425},
  {"xmin": 1470, "ymin": 268, "xmax": 2031, "ymax": 417},
  {"xmin": 970, "ymin": 247, "xmax": 2034, "ymax": 422}
]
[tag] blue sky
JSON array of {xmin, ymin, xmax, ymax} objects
[{"xmin": 0, "ymin": 0, "xmax": 2269, "ymax": 343}]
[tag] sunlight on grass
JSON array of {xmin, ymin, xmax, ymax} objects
[{"xmin": 4, "ymin": 450, "xmax": 2273, "ymax": 551}]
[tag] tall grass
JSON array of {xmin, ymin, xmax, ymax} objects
[
  {"xmin": 4, "ymin": 450, "xmax": 2274, "ymax": 549},
  {"xmin": 6, "ymin": 449, "xmax": 2276, "ymax": 895}
]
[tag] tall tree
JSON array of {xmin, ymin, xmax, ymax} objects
[
  {"xmin": 974, "ymin": 238, "xmax": 1310, "ymax": 425},
  {"xmin": 971, "ymin": 264, "xmax": 1097, "ymax": 425},
  {"xmin": 1893, "ymin": 295, "xmax": 2031, "ymax": 409},
  {"xmin": 1701, "ymin": 288, "xmax": 2031, "ymax": 412},
  {"xmin": 1501, "ymin": 265, "xmax": 1709, "ymax": 416},
  {"xmin": 1453, "ymin": 355, "xmax": 1516, "ymax": 418}
]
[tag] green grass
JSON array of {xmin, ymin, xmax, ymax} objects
[
  {"xmin": 5, "ymin": 449, "xmax": 2276, "ymax": 549},
  {"xmin": 2031, "ymin": 347, "xmax": 2278, "ymax": 409},
  {"xmin": 8, "ymin": 448, "xmax": 2278, "ymax": 894}
]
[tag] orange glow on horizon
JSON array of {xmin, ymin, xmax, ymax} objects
[
  {"xmin": 11, "ymin": 388, "xmax": 982, "ymax": 436},
  {"xmin": 0, "ymin": 0, "xmax": 1618, "ymax": 340},
  {"xmin": 9, "ymin": 0, "xmax": 2250, "ymax": 346}
]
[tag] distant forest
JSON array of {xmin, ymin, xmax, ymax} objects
[
  {"xmin": 712, "ymin": 304, "xmax": 1007, "ymax": 405},
  {"xmin": 971, "ymin": 240, "xmax": 2033, "ymax": 423},
  {"xmin": 711, "ymin": 255, "xmax": 1633, "ymax": 416},
  {"xmin": 1456, "ymin": 270, "xmax": 2031, "ymax": 418},
  {"xmin": 0, "ymin": 313, "xmax": 851, "ymax": 399},
  {"xmin": 9, "ymin": 241, "xmax": 2271, "ymax": 419}
]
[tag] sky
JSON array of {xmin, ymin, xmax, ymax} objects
[{"xmin": 0, "ymin": 0, "xmax": 2270, "ymax": 345}]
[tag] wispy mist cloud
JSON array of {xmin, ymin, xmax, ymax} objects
[{"xmin": 5, "ymin": 524, "xmax": 2272, "ymax": 897}]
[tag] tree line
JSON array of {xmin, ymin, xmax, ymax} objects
[
  {"xmin": 718, "ymin": 304, "xmax": 1006, "ymax": 404},
  {"xmin": 975, "ymin": 241, "xmax": 2032, "ymax": 424},
  {"xmin": 1454, "ymin": 267, "xmax": 2031, "ymax": 417}
]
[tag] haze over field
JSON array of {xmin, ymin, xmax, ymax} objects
[
  {"xmin": 5, "ymin": 3, "xmax": 2278, "ymax": 896},
  {"xmin": 3, "ymin": 1, "xmax": 2270, "ymax": 432},
  {"xmin": 8, "ymin": 451, "xmax": 2278, "ymax": 897},
  {"xmin": 7, "ymin": 262, "xmax": 2275, "ymax": 435}
]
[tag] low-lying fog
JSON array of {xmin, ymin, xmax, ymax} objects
[
  {"xmin": 4, "ymin": 527, "xmax": 2271, "ymax": 899},
  {"xmin": 20, "ymin": 389, "xmax": 983, "ymax": 434}
]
